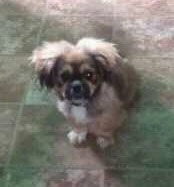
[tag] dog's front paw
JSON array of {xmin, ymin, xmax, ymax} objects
[
  {"xmin": 96, "ymin": 137, "xmax": 114, "ymax": 149},
  {"xmin": 67, "ymin": 130, "xmax": 87, "ymax": 145}
]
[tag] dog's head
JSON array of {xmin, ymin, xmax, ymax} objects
[{"xmin": 31, "ymin": 38, "xmax": 122, "ymax": 106}]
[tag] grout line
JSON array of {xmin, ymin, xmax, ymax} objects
[
  {"xmin": 111, "ymin": 2, "xmax": 118, "ymax": 42},
  {"xmin": 0, "ymin": 123, "xmax": 17, "ymax": 126},
  {"xmin": 4, "ymin": 164, "xmax": 174, "ymax": 171},
  {"xmin": 1, "ymin": 10, "xmax": 174, "ymax": 17},
  {"xmin": 0, "ymin": 53, "xmax": 36, "ymax": 57},
  {"xmin": 33, "ymin": 13, "xmax": 174, "ymax": 18},
  {"xmin": 100, "ymin": 170, "xmax": 105, "ymax": 187},
  {"xmin": 0, "ymin": 101, "xmax": 173, "ymax": 109},
  {"xmin": 34, "ymin": 3, "xmax": 48, "ymax": 48},
  {"xmin": 0, "ymin": 53, "xmax": 174, "ymax": 59},
  {"xmin": 0, "ymin": 102, "xmax": 21, "ymax": 105}
]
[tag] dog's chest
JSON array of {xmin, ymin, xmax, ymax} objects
[
  {"xmin": 56, "ymin": 100, "xmax": 88, "ymax": 123},
  {"xmin": 71, "ymin": 106, "xmax": 88, "ymax": 123}
]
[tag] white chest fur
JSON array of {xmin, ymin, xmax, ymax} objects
[
  {"xmin": 71, "ymin": 105, "xmax": 88, "ymax": 123},
  {"xmin": 56, "ymin": 100, "xmax": 88, "ymax": 124}
]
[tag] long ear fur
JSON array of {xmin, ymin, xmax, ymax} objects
[
  {"xmin": 76, "ymin": 38, "xmax": 122, "ymax": 67},
  {"xmin": 31, "ymin": 41, "xmax": 74, "ymax": 72},
  {"xmin": 30, "ymin": 41, "xmax": 74, "ymax": 88}
]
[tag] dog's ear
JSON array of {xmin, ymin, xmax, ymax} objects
[
  {"xmin": 38, "ymin": 58, "xmax": 60, "ymax": 89},
  {"xmin": 77, "ymin": 38, "xmax": 130, "ymax": 99},
  {"xmin": 76, "ymin": 37, "xmax": 122, "ymax": 68},
  {"xmin": 77, "ymin": 38, "xmax": 125, "ymax": 83},
  {"xmin": 30, "ymin": 41, "xmax": 74, "ymax": 89}
]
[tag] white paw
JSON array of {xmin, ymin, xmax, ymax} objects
[
  {"xmin": 96, "ymin": 137, "xmax": 114, "ymax": 149},
  {"xmin": 67, "ymin": 130, "xmax": 87, "ymax": 145}
]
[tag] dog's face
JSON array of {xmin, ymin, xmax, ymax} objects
[
  {"xmin": 43, "ymin": 50, "xmax": 104, "ymax": 105},
  {"xmin": 31, "ymin": 38, "xmax": 121, "ymax": 106}
]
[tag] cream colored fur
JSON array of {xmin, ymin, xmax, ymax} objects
[
  {"xmin": 31, "ymin": 41, "xmax": 74, "ymax": 72},
  {"xmin": 77, "ymin": 37, "xmax": 121, "ymax": 66},
  {"xmin": 30, "ymin": 38, "xmax": 121, "ymax": 72}
]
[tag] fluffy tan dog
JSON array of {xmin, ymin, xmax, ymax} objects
[{"xmin": 31, "ymin": 38, "xmax": 138, "ymax": 148}]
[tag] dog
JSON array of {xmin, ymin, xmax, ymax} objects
[{"xmin": 31, "ymin": 38, "xmax": 139, "ymax": 148}]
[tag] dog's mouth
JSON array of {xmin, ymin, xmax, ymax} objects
[
  {"xmin": 69, "ymin": 90, "xmax": 89, "ymax": 106},
  {"xmin": 71, "ymin": 98, "xmax": 87, "ymax": 106},
  {"xmin": 65, "ymin": 80, "xmax": 90, "ymax": 106}
]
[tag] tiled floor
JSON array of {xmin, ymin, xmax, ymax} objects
[{"xmin": 0, "ymin": 0, "xmax": 174, "ymax": 187}]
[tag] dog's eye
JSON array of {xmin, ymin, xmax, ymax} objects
[
  {"xmin": 84, "ymin": 71, "xmax": 94, "ymax": 80},
  {"xmin": 60, "ymin": 71, "xmax": 71, "ymax": 82}
]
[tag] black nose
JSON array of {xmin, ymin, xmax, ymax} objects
[
  {"xmin": 71, "ymin": 81, "xmax": 83, "ymax": 99},
  {"xmin": 71, "ymin": 80, "xmax": 83, "ymax": 94},
  {"xmin": 66, "ymin": 80, "xmax": 90, "ymax": 101},
  {"xmin": 72, "ymin": 81, "xmax": 82, "ymax": 93},
  {"xmin": 73, "ymin": 84, "xmax": 82, "ymax": 93}
]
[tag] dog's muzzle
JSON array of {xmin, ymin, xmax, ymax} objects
[
  {"xmin": 71, "ymin": 80, "xmax": 83, "ymax": 99},
  {"xmin": 66, "ymin": 80, "xmax": 89, "ymax": 106}
]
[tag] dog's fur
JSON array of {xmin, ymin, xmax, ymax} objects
[{"xmin": 31, "ymin": 38, "xmax": 138, "ymax": 148}]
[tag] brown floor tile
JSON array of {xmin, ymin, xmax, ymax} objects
[
  {"xmin": 0, "ymin": 56, "xmax": 31, "ymax": 102},
  {"xmin": 104, "ymin": 169, "xmax": 174, "ymax": 187},
  {"xmin": 42, "ymin": 168, "xmax": 104, "ymax": 187},
  {"xmin": 0, "ymin": 13, "xmax": 42, "ymax": 55},
  {"xmin": 0, "ymin": 124, "xmax": 15, "ymax": 165},
  {"xmin": 0, "ymin": 104, "xmax": 20, "ymax": 124}
]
